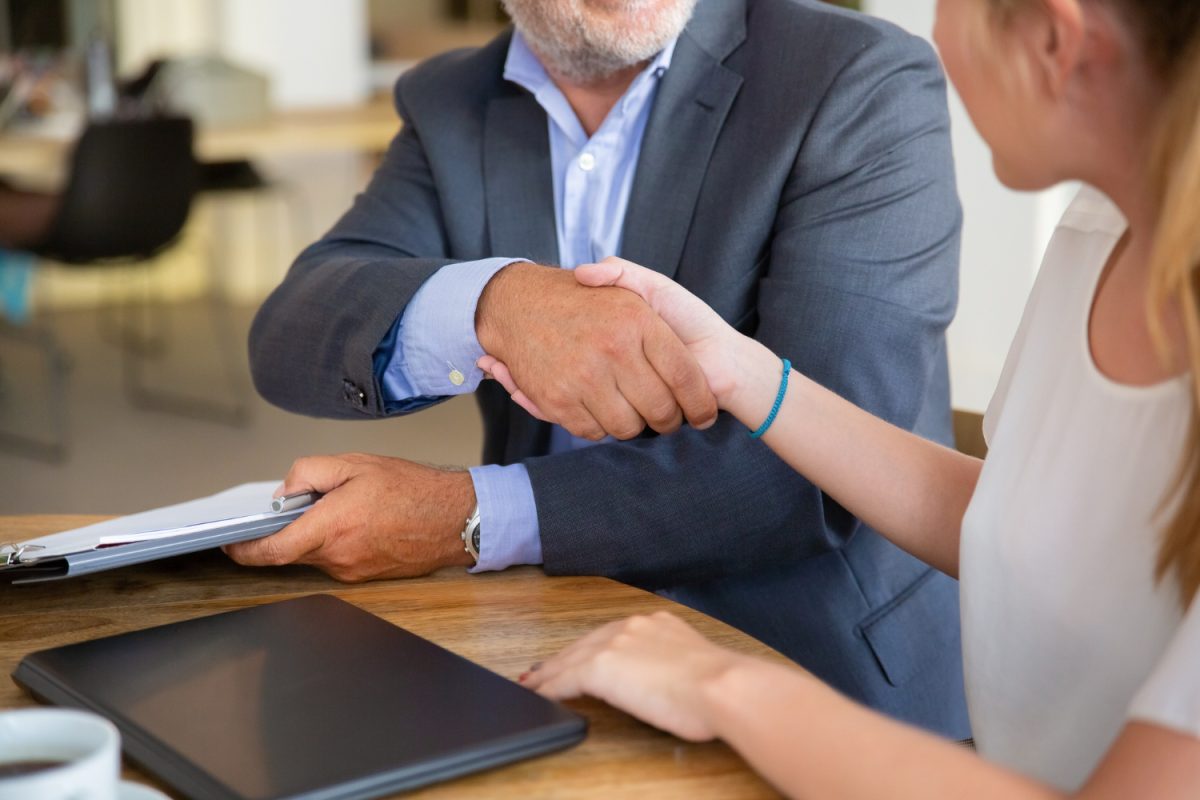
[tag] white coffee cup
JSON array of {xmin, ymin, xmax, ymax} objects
[{"xmin": 0, "ymin": 708, "xmax": 123, "ymax": 800}]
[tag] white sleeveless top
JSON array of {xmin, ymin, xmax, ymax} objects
[{"xmin": 959, "ymin": 186, "xmax": 1199, "ymax": 790}]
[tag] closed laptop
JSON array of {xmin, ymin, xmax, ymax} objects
[{"xmin": 12, "ymin": 594, "xmax": 587, "ymax": 800}]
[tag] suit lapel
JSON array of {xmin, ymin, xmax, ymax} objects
[
  {"xmin": 483, "ymin": 92, "xmax": 560, "ymax": 265},
  {"xmin": 619, "ymin": 0, "xmax": 747, "ymax": 279}
]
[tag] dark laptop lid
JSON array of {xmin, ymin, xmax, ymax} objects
[{"xmin": 12, "ymin": 594, "xmax": 586, "ymax": 800}]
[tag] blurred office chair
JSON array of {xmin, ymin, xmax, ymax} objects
[
  {"xmin": 0, "ymin": 115, "xmax": 250, "ymax": 462},
  {"xmin": 33, "ymin": 117, "xmax": 196, "ymax": 261},
  {"xmin": 126, "ymin": 58, "xmax": 305, "ymax": 295}
]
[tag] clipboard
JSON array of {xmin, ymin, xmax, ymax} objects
[{"xmin": 0, "ymin": 482, "xmax": 312, "ymax": 585}]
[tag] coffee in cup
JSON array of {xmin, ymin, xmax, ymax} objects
[{"xmin": 0, "ymin": 708, "xmax": 121, "ymax": 800}]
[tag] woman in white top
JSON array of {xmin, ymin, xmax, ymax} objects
[{"xmin": 485, "ymin": 0, "xmax": 1200, "ymax": 795}]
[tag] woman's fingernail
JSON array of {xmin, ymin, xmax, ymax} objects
[{"xmin": 518, "ymin": 672, "xmax": 529, "ymax": 683}]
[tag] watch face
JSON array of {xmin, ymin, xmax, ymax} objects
[{"xmin": 471, "ymin": 526, "xmax": 481, "ymax": 553}]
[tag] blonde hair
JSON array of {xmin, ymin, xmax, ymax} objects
[
  {"xmin": 1147, "ymin": 37, "xmax": 1200, "ymax": 608},
  {"xmin": 988, "ymin": 0, "xmax": 1200, "ymax": 606}
]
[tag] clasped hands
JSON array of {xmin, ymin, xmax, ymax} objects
[
  {"xmin": 477, "ymin": 256, "xmax": 741, "ymax": 437},
  {"xmin": 225, "ymin": 257, "xmax": 742, "ymax": 581},
  {"xmin": 474, "ymin": 257, "xmax": 729, "ymax": 440}
]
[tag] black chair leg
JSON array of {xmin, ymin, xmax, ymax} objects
[
  {"xmin": 0, "ymin": 322, "xmax": 69, "ymax": 463},
  {"xmin": 118, "ymin": 266, "xmax": 252, "ymax": 427}
]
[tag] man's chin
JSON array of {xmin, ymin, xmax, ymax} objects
[
  {"xmin": 506, "ymin": 0, "xmax": 697, "ymax": 84},
  {"xmin": 581, "ymin": 0, "xmax": 664, "ymax": 14},
  {"xmin": 546, "ymin": 56, "xmax": 648, "ymax": 87}
]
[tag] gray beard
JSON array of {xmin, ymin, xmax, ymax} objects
[{"xmin": 501, "ymin": 0, "xmax": 698, "ymax": 84}]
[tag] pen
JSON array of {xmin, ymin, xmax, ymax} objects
[{"xmin": 271, "ymin": 491, "xmax": 322, "ymax": 513}]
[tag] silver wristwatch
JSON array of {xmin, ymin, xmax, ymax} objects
[{"xmin": 460, "ymin": 504, "xmax": 481, "ymax": 564}]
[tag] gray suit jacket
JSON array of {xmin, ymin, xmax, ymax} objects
[{"xmin": 250, "ymin": 0, "xmax": 970, "ymax": 738}]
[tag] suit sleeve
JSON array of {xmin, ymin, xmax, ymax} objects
[
  {"xmin": 247, "ymin": 77, "xmax": 459, "ymax": 420},
  {"xmin": 527, "ymin": 33, "xmax": 961, "ymax": 585}
]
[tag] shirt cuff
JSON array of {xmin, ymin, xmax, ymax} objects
[
  {"xmin": 468, "ymin": 463, "xmax": 543, "ymax": 572},
  {"xmin": 377, "ymin": 257, "xmax": 526, "ymax": 403}
]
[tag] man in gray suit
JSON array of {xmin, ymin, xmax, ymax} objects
[{"xmin": 239, "ymin": 0, "xmax": 970, "ymax": 738}]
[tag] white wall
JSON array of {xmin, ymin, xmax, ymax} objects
[
  {"xmin": 218, "ymin": 0, "xmax": 370, "ymax": 109},
  {"xmin": 115, "ymin": 0, "xmax": 219, "ymax": 71},
  {"xmin": 861, "ymin": 0, "xmax": 1074, "ymax": 412},
  {"xmin": 116, "ymin": 0, "xmax": 370, "ymax": 109}
]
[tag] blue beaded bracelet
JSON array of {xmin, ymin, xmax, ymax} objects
[{"xmin": 749, "ymin": 358, "xmax": 791, "ymax": 439}]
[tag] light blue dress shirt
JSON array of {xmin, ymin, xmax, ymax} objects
[{"xmin": 375, "ymin": 31, "xmax": 676, "ymax": 571}]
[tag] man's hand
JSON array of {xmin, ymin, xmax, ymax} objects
[
  {"xmin": 476, "ymin": 261, "xmax": 717, "ymax": 441},
  {"xmin": 223, "ymin": 454, "xmax": 476, "ymax": 582}
]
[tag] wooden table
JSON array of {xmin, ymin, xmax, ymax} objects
[
  {"xmin": 0, "ymin": 516, "xmax": 785, "ymax": 799},
  {"xmin": 0, "ymin": 101, "xmax": 399, "ymax": 186}
]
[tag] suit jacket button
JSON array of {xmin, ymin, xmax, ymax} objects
[{"xmin": 343, "ymin": 380, "xmax": 366, "ymax": 407}]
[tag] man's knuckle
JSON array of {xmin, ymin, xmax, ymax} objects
[
  {"xmin": 597, "ymin": 335, "xmax": 623, "ymax": 359},
  {"xmin": 323, "ymin": 550, "xmax": 351, "ymax": 571},
  {"xmin": 653, "ymin": 419, "xmax": 681, "ymax": 436},
  {"xmin": 288, "ymin": 456, "xmax": 313, "ymax": 477},
  {"xmin": 648, "ymin": 399, "xmax": 681, "ymax": 426},
  {"xmin": 577, "ymin": 369, "xmax": 604, "ymax": 394},
  {"xmin": 543, "ymin": 391, "xmax": 569, "ymax": 415},
  {"xmin": 613, "ymin": 420, "xmax": 643, "ymax": 440},
  {"xmin": 563, "ymin": 419, "xmax": 591, "ymax": 439},
  {"xmin": 666, "ymin": 360, "xmax": 700, "ymax": 388}
]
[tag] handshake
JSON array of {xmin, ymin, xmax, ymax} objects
[
  {"xmin": 476, "ymin": 257, "xmax": 760, "ymax": 441},
  {"xmin": 226, "ymin": 256, "xmax": 786, "ymax": 582}
]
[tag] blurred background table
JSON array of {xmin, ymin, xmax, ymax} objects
[
  {"xmin": 0, "ymin": 515, "xmax": 787, "ymax": 799},
  {"xmin": 0, "ymin": 101, "xmax": 398, "ymax": 186}
]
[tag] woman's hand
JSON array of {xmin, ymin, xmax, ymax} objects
[
  {"xmin": 477, "ymin": 257, "xmax": 757, "ymax": 428},
  {"xmin": 520, "ymin": 611, "xmax": 750, "ymax": 742},
  {"xmin": 573, "ymin": 257, "xmax": 746, "ymax": 406},
  {"xmin": 474, "ymin": 260, "xmax": 718, "ymax": 440}
]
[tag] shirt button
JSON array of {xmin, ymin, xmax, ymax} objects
[
  {"xmin": 578, "ymin": 152, "xmax": 596, "ymax": 171},
  {"xmin": 449, "ymin": 369, "xmax": 465, "ymax": 386}
]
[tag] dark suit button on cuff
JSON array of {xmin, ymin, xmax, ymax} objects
[{"xmin": 342, "ymin": 380, "xmax": 367, "ymax": 407}]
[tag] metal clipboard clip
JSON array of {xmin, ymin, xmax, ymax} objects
[{"xmin": 0, "ymin": 543, "xmax": 46, "ymax": 566}]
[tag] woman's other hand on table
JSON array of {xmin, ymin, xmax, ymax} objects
[{"xmin": 520, "ymin": 611, "xmax": 749, "ymax": 742}]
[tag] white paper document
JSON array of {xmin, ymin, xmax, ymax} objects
[{"xmin": 15, "ymin": 481, "xmax": 287, "ymax": 561}]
